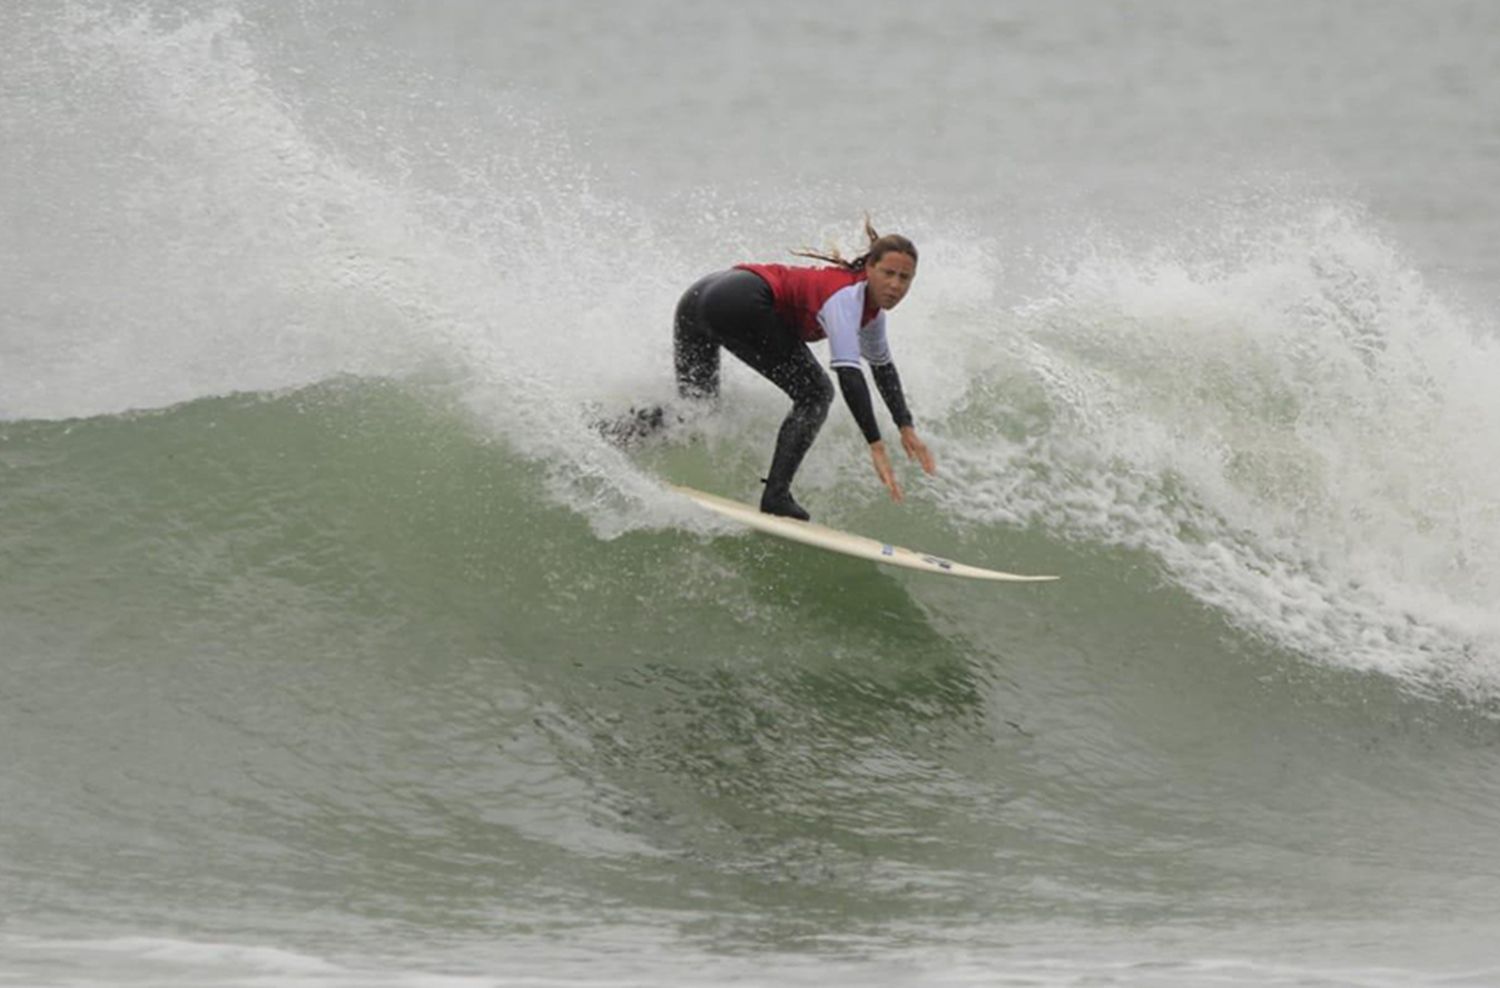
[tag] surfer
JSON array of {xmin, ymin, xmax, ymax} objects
[{"xmin": 673, "ymin": 220, "xmax": 936, "ymax": 521}]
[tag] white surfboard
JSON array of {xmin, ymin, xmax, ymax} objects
[{"xmin": 671, "ymin": 485, "xmax": 1058, "ymax": 583}]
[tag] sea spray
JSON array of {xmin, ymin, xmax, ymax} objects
[{"xmin": 934, "ymin": 202, "xmax": 1500, "ymax": 696}]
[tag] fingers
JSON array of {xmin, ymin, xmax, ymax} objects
[
  {"xmin": 902, "ymin": 434, "xmax": 937, "ymax": 474},
  {"xmin": 871, "ymin": 443, "xmax": 904, "ymax": 503},
  {"xmin": 914, "ymin": 444, "xmax": 936, "ymax": 474},
  {"xmin": 885, "ymin": 471, "xmax": 904, "ymax": 503}
]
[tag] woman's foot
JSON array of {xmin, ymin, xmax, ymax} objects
[{"xmin": 759, "ymin": 486, "xmax": 810, "ymax": 521}]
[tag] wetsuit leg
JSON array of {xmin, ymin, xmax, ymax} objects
[
  {"xmin": 692, "ymin": 269, "xmax": 833, "ymax": 519},
  {"xmin": 753, "ymin": 350, "xmax": 833, "ymax": 519},
  {"xmin": 673, "ymin": 273, "xmax": 723, "ymax": 401}
]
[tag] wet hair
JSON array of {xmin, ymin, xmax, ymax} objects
[{"xmin": 792, "ymin": 216, "xmax": 918, "ymax": 272}]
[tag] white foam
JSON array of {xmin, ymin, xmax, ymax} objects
[
  {"xmin": 935, "ymin": 202, "xmax": 1500, "ymax": 695},
  {"xmin": 1, "ymin": 5, "xmax": 683, "ymax": 528}
]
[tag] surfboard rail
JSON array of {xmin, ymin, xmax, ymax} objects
[{"xmin": 670, "ymin": 484, "xmax": 1058, "ymax": 583}]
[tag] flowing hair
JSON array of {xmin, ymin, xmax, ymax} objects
[{"xmin": 791, "ymin": 216, "xmax": 918, "ymax": 272}]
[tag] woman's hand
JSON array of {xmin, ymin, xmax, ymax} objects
[
  {"xmin": 871, "ymin": 429, "xmax": 936, "ymax": 503},
  {"xmin": 899, "ymin": 425, "xmax": 936, "ymax": 475},
  {"xmin": 869, "ymin": 440, "xmax": 904, "ymax": 503}
]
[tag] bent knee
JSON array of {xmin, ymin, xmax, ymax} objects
[{"xmin": 796, "ymin": 373, "xmax": 834, "ymax": 416}]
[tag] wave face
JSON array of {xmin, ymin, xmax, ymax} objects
[
  {"xmin": 6, "ymin": 381, "xmax": 1500, "ymax": 983},
  {"xmin": 5, "ymin": 1, "xmax": 1500, "ymax": 985}
]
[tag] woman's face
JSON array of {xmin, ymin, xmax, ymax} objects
[{"xmin": 865, "ymin": 250, "xmax": 917, "ymax": 310}]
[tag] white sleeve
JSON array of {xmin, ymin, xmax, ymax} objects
[
  {"xmin": 818, "ymin": 283, "xmax": 871, "ymax": 369},
  {"xmin": 858, "ymin": 312, "xmax": 892, "ymax": 366}
]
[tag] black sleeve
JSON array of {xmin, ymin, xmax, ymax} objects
[
  {"xmin": 834, "ymin": 366, "xmax": 882, "ymax": 444},
  {"xmin": 871, "ymin": 362, "xmax": 913, "ymax": 429}
]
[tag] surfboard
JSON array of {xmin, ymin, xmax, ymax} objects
[{"xmin": 670, "ymin": 485, "xmax": 1059, "ymax": 583}]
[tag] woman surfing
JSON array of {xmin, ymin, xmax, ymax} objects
[{"xmin": 671, "ymin": 220, "xmax": 936, "ymax": 520}]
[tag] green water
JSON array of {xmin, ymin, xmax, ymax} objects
[{"xmin": 4, "ymin": 380, "xmax": 1498, "ymax": 984}]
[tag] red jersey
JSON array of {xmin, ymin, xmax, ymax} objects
[{"xmin": 735, "ymin": 263, "xmax": 892, "ymax": 369}]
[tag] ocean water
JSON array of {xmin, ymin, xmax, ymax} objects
[{"xmin": 4, "ymin": 2, "xmax": 1500, "ymax": 985}]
